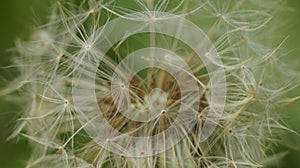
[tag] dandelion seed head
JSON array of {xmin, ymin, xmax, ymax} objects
[
  {"xmin": 205, "ymin": 51, "xmax": 211, "ymax": 57},
  {"xmin": 4, "ymin": 0, "xmax": 298, "ymax": 167},
  {"xmin": 198, "ymin": 113, "xmax": 203, "ymax": 120},
  {"xmin": 63, "ymin": 99, "xmax": 69, "ymax": 105},
  {"xmin": 217, "ymin": 13, "xmax": 227, "ymax": 21},
  {"xmin": 228, "ymin": 129, "xmax": 233, "ymax": 134},
  {"xmin": 83, "ymin": 44, "xmax": 92, "ymax": 51},
  {"xmin": 159, "ymin": 109, "xmax": 166, "ymax": 115},
  {"xmin": 88, "ymin": 9, "xmax": 95, "ymax": 15}
]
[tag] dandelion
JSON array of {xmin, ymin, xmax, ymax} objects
[{"xmin": 2, "ymin": 0, "xmax": 298, "ymax": 167}]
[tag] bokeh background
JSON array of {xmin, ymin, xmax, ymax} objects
[{"xmin": 0, "ymin": 1, "xmax": 299, "ymax": 167}]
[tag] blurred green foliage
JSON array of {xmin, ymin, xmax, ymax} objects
[
  {"xmin": 0, "ymin": 1, "xmax": 299, "ymax": 167},
  {"xmin": 0, "ymin": 1, "xmax": 52, "ymax": 167}
]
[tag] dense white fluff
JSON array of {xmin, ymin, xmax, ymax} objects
[{"xmin": 3, "ymin": 0, "xmax": 298, "ymax": 168}]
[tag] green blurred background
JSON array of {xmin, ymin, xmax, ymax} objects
[{"xmin": 0, "ymin": 1, "xmax": 299, "ymax": 167}]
